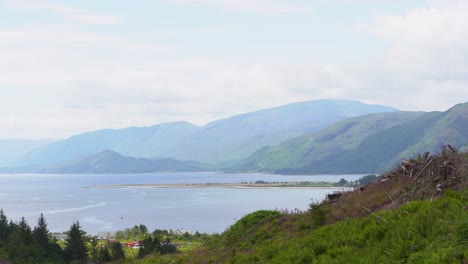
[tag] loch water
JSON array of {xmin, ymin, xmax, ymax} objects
[{"xmin": 0, "ymin": 172, "xmax": 364, "ymax": 235}]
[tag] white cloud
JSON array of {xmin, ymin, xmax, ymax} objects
[
  {"xmin": 170, "ymin": 0, "xmax": 313, "ymax": 14},
  {"xmin": 352, "ymin": 1, "xmax": 468, "ymax": 110},
  {"xmin": 8, "ymin": 1, "xmax": 122, "ymax": 25},
  {"xmin": 1, "ymin": 1, "xmax": 468, "ymax": 139},
  {"xmin": 0, "ymin": 21, "xmax": 327, "ymax": 138}
]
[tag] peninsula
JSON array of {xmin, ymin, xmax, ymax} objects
[{"xmin": 83, "ymin": 181, "xmax": 351, "ymax": 190}]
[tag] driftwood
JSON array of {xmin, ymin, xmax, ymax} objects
[
  {"xmin": 447, "ymin": 144, "xmax": 457, "ymax": 153},
  {"xmin": 357, "ymin": 205, "xmax": 388, "ymax": 223},
  {"xmin": 412, "ymin": 159, "xmax": 433, "ymax": 182}
]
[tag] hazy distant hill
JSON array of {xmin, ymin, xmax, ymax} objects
[
  {"xmin": 15, "ymin": 121, "xmax": 200, "ymax": 166},
  {"xmin": 15, "ymin": 99, "xmax": 397, "ymax": 166},
  {"xmin": 42, "ymin": 150, "xmax": 206, "ymax": 174},
  {"xmin": 159, "ymin": 99, "xmax": 398, "ymax": 163},
  {"xmin": 0, "ymin": 139, "xmax": 55, "ymax": 167},
  {"xmin": 235, "ymin": 102, "xmax": 468, "ymax": 174}
]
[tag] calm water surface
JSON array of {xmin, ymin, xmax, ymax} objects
[{"xmin": 0, "ymin": 173, "xmax": 364, "ymax": 234}]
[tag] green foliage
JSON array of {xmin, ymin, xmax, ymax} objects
[
  {"xmin": 116, "ymin": 225, "xmax": 149, "ymax": 241},
  {"xmin": 98, "ymin": 245, "xmax": 111, "ymax": 263},
  {"xmin": 356, "ymin": 174, "xmax": 378, "ymax": 186},
  {"xmin": 109, "ymin": 241, "xmax": 125, "ymax": 261},
  {"xmin": 0, "ymin": 209, "xmax": 9, "ymax": 246},
  {"xmin": 309, "ymin": 202, "xmax": 331, "ymax": 228},
  {"xmin": 64, "ymin": 221, "xmax": 88, "ymax": 263},
  {"xmin": 135, "ymin": 188, "xmax": 468, "ymax": 264},
  {"xmin": 336, "ymin": 178, "xmax": 348, "ymax": 186},
  {"xmin": 0, "ymin": 212, "xmax": 65, "ymax": 263},
  {"xmin": 223, "ymin": 210, "xmax": 282, "ymax": 247},
  {"xmin": 33, "ymin": 213, "xmax": 50, "ymax": 253}
]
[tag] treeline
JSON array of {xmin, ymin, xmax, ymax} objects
[
  {"xmin": 0, "ymin": 209, "xmax": 211, "ymax": 264},
  {"xmin": 0, "ymin": 210, "xmax": 82, "ymax": 263},
  {"xmin": 334, "ymin": 174, "xmax": 378, "ymax": 187}
]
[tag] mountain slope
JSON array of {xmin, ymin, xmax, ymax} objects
[
  {"xmin": 15, "ymin": 99, "xmax": 397, "ymax": 166},
  {"xmin": 237, "ymin": 102, "xmax": 468, "ymax": 174},
  {"xmin": 43, "ymin": 150, "xmax": 206, "ymax": 174},
  {"xmin": 162, "ymin": 99, "xmax": 398, "ymax": 163},
  {"xmin": 0, "ymin": 139, "xmax": 55, "ymax": 167},
  {"xmin": 235, "ymin": 111, "xmax": 424, "ymax": 173},
  {"xmin": 15, "ymin": 121, "xmax": 200, "ymax": 166}
]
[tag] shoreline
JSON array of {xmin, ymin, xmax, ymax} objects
[{"xmin": 83, "ymin": 182, "xmax": 353, "ymax": 190}]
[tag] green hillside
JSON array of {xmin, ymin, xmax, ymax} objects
[
  {"xmin": 236, "ymin": 102, "xmax": 468, "ymax": 174},
  {"xmin": 127, "ymin": 148, "xmax": 468, "ymax": 264},
  {"xmin": 234, "ymin": 111, "xmax": 423, "ymax": 173}
]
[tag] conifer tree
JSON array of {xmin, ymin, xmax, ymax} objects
[
  {"xmin": 17, "ymin": 217, "xmax": 32, "ymax": 244},
  {"xmin": 110, "ymin": 241, "xmax": 125, "ymax": 261},
  {"xmin": 0, "ymin": 209, "xmax": 9, "ymax": 245},
  {"xmin": 33, "ymin": 213, "xmax": 50, "ymax": 253},
  {"xmin": 7, "ymin": 217, "xmax": 34, "ymax": 262},
  {"xmin": 99, "ymin": 246, "xmax": 111, "ymax": 263},
  {"xmin": 64, "ymin": 221, "xmax": 88, "ymax": 263}
]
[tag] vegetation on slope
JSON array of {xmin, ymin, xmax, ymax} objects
[
  {"xmin": 237, "ymin": 102, "xmax": 468, "ymax": 174},
  {"xmin": 233, "ymin": 111, "xmax": 423, "ymax": 173},
  {"xmin": 131, "ymin": 147, "xmax": 468, "ymax": 263}
]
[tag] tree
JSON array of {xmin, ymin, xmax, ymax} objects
[
  {"xmin": 138, "ymin": 224, "xmax": 148, "ymax": 235},
  {"xmin": 90, "ymin": 237, "xmax": 100, "ymax": 264},
  {"xmin": 109, "ymin": 241, "xmax": 125, "ymax": 261},
  {"xmin": 98, "ymin": 246, "xmax": 111, "ymax": 263},
  {"xmin": 357, "ymin": 174, "xmax": 377, "ymax": 186},
  {"xmin": 138, "ymin": 235, "xmax": 153, "ymax": 259},
  {"xmin": 0, "ymin": 209, "xmax": 9, "ymax": 245},
  {"xmin": 64, "ymin": 221, "xmax": 88, "ymax": 263},
  {"xmin": 33, "ymin": 213, "xmax": 50, "ymax": 253},
  {"xmin": 337, "ymin": 178, "xmax": 348, "ymax": 186},
  {"xmin": 7, "ymin": 217, "xmax": 35, "ymax": 262},
  {"xmin": 17, "ymin": 217, "xmax": 32, "ymax": 243}
]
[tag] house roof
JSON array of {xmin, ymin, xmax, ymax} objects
[{"xmin": 97, "ymin": 231, "xmax": 117, "ymax": 237}]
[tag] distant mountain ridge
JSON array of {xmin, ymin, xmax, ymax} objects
[
  {"xmin": 41, "ymin": 150, "xmax": 207, "ymax": 174},
  {"xmin": 15, "ymin": 121, "xmax": 200, "ymax": 166},
  {"xmin": 0, "ymin": 139, "xmax": 55, "ymax": 167},
  {"xmin": 235, "ymin": 102, "xmax": 468, "ymax": 174},
  {"xmin": 13, "ymin": 99, "xmax": 398, "ymax": 167}
]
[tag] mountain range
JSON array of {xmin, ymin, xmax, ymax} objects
[
  {"xmin": 2, "ymin": 99, "xmax": 467, "ymax": 175},
  {"xmin": 12, "ymin": 99, "xmax": 397, "ymax": 167}
]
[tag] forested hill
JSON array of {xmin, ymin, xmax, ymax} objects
[{"xmin": 234, "ymin": 102, "xmax": 468, "ymax": 174}]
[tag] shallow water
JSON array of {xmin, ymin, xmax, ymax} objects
[{"xmin": 0, "ymin": 172, "xmax": 364, "ymax": 235}]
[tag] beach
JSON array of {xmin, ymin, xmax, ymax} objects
[{"xmin": 83, "ymin": 182, "xmax": 352, "ymax": 190}]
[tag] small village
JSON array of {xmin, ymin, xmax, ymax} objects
[{"xmin": 50, "ymin": 227, "xmax": 201, "ymax": 254}]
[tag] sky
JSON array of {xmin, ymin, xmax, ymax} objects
[{"xmin": 1, "ymin": 0, "xmax": 467, "ymax": 139}]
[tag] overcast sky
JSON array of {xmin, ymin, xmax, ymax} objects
[{"xmin": 1, "ymin": 0, "xmax": 467, "ymax": 139}]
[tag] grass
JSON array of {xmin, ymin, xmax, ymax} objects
[{"xmin": 119, "ymin": 149, "xmax": 468, "ymax": 264}]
